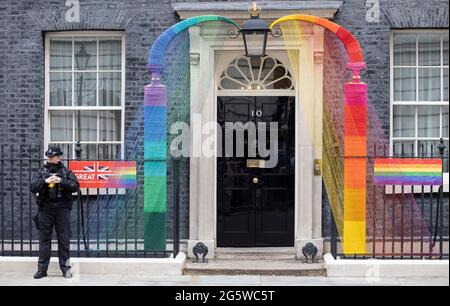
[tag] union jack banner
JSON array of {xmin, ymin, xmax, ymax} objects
[
  {"xmin": 82, "ymin": 164, "xmax": 111, "ymax": 181},
  {"xmin": 69, "ymin": 161, "xmax": 136, "ymax": 189}
]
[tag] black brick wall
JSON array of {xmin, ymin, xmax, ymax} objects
[{"xmin": 0, "ymin": 0, "xmax": 448, "ymax": 243}]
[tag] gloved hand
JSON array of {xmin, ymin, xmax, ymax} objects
[{"xmin": 45, "ymin": 176, "xmax": 56, "ymax": 184}]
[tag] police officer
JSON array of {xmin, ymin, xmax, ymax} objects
[{"xmin": 30, "ymin": 146, "xmax": 80, "ymax": 279}]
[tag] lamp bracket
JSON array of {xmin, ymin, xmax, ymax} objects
[
  {"xmin": 227, "ymin": 28, "xmax": 240, "ymax": 39},
  {"xmin": 270, "ymin": 27, "xmax": 283, "ymax": 38}
]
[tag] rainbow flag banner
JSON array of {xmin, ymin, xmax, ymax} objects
[{"xmin": 374, "ymin": 158, "xmax": 443, "ymax": 186}]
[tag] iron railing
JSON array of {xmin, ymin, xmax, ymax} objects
[
  {"xmin": 330, "ymin": 141, "xmax": 449, "ymax": 260},
  {"xmin": 0, "ymin": 144, "xmax": 181, "ymax": 258}
]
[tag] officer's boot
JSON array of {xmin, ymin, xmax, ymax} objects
[
  {"xmin": 63, "ymin": 269, "xmax": 72, "ymax": 279},
  {"xmin": 33, "ymin": 270, "xmax": 48, "ymax": 279}
]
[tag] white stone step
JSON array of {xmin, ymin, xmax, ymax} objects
[
  {"xmin": 214, "ymin": 247, "xmax": 297, "ymax": 260},
  {"xmin": 184, "ymin": 259, "xmax": 326, "ymax": 276},
  {"xmin": 0, "ymin": 253, "xmax": 186, "ymax": 276}
]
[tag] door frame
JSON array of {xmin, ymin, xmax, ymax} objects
[
  {"xmin": 187, "ymin": 24, "xmax": 325, "ymax": 260},
  {"xmin": 215, "ymin": 94, "xmax": 297, "ymax": 247}
]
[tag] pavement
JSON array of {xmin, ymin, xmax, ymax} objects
[{"xmin": 0, "ymin": 273, "xmax": 447, "ymax": 286}]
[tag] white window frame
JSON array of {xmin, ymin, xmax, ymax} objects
[
  {"xmin": 44, "ymin": 31, "xmax": 126, "ymax": 160},
  {"xmin": 390, "ymin": 29, "xmax": 449, "ymax": 191}
]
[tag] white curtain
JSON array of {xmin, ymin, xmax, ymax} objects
[
  {"xmin": 50, "ymin": 38, "xmax": 72, "ymax": 70},
  {"xmin": 99, "ymin": 110, "xmax": 121, "ymax": 142},
  {"xmin": 74, "ymin": 38, "xmax": 97, "ymax": 70},
  {"xmin": 98, "ymin": 38, "xmax": 121, "ymax": 106},
  {"xmin": 419, "ymin": 68, "xmax": 441, "ymax": 101},
  {"xmin": 50, "ymin": 39, "xmax": 72, "ymax": 107},
  {"xmin": 99, "ymin": 38, "xmax": 121, "ymax": 70},
  {"xmin": 50, "ymin": 111, "xmax": 73, "ymax": 142},
  {"xmin": 99, "ymin": 72, "xmax": 121, "ymax": 106},
  {"xmin": 394, "ymin": 68, "xmax": 416, "ymax": 101},
  {"xmin": 76, "ymin": 110, "xmax": 97, "ymax": 142},
  {"xmin": 444, "ymin": 68, "xmax": 449, "ymax": 102},
  {"xmin": 393, "ymin": 106, "xmax": 415, "ymax": 137},
  {"xmin": 74, "ymin": 72, "xmax": 96, "ymax": 106},
  {"xmin": 418, "ymin": 106, "xmax": 440, "ymax": 137},
  {"xmin": 443, "ymin": 106, "xmax": 449, "ymax": 138},
  {"xmin": 50, "ymin": 72, "xmax": 72, "ymax": 106},
  {"xmin": 393, "ymin": 34, "xmax": 416, "ymax": 101}
]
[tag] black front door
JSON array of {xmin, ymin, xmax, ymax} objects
[{"xmin": 217, "ymin": 96, "xmax": 295, "ymax": 247}]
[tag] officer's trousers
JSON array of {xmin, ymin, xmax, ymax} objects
[{"xmin": 38, "ymin": 207, "xmax": 71, "ymax": 273}]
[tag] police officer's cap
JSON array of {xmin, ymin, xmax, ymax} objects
[{"xmin": 45, "ymin": 146, "xmax": 63, "ymax": 157}]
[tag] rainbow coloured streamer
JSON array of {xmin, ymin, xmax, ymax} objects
[
  {"xmin": 374, "ymin": 159, "xmax": 443, "ymax": 186},
  {"xmin": 343, "ymin": 80, "xmax": 367, "ymax": 255},
  {"xmin": 148, "ymin": 16, "xmax": 240, "ymax": 70},
  {"xmin": 145, "ymin": 16, "xmax": 240, "ymax": 251},
  {"xmin": 270, "ymin": 15, "xmax": 364, "ymax": 63},
  {"xmin": 271, "ymin": 15, "xmax": 367, "ymax": 255},
  {"xmin": 144, "ymin": 83, "xmax": 168, "ymax": 251}
]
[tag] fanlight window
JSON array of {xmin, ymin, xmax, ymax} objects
[{"xmin": 219, "ymin": 56, "xmax": 294, "ymax": 91}]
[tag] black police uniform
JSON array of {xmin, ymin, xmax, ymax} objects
[{"xmin": 30, "ymin": 159, "xmax": 80, "ymax": 276}]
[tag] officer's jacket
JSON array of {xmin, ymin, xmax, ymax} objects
[{"xmin": 31, "ymin": 162, "xmax": 80, "ymax": 209}]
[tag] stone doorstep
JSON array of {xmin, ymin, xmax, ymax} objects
[
  {"xmin": 214, "ymin": 247, "xmax": 298, "ymax": 261},
  {"xmin": 183, "ymin": 260, "xmax": 327, "ymax": 277},
  {"xmin": 0, "ymin": 253, "xmax": 187, "ymax": 276}
]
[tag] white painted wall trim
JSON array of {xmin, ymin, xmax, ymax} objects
[
  {"xmin": 324, "ymin": 253, "xmax": 450, "ymax": 278},
  {"xmin": 0, "ymin": 253, "xmax": 186, "ymax": 276},
  {"xmin": 188, "ymin": 21, "xmax": 325, "ymax": 259},
  {"xmin": 172, "ymin": 1, "xmax": 343, "ymax": 20}
]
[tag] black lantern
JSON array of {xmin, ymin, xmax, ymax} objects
[
  {"xmin": 75, "ymin": 44, "xmax": 91, "ymax": 70},
  {"xmin": 74, "ymin": 43, "xmax": 91, "ymax": 142},
  {"xmin": 239, "ymin": 1, "xmax": 270, "ymax": 57}
]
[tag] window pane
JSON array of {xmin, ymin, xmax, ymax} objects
[
  {"xmin": 99, "ymin": 72, "xmax": 121, "ymax": 106},
  {"xmin": 418, "ymin": 140, "xmax": 441, "ymax": 157},
  {"xmin": 444, "ymin": 68, "xmax": 449, "ymax": 101},
  {"xmin": 418, "ymin": 68, "xmax": 441, "ymax": 101},
  {"xmin": 74, "ymin": 38, "xmax": 97, "ymax": 70},
  {"xmin": 75, "ymin": 110, "xmax": 97, "ymax": 142},
  {"xmin": 393, "ymin": 34, "xmax": 416, "ymax": 66},
  {"xmin": 444, "ymin": 34, "xmax": 449, "ymax": 66},
  {"xmin": 99, "ymin": 37, "xmax": 121, "ymax": 70},
  {"xmin": 99, "ymin": 111, "xmax": 121, "ymax": 142},
  {"xmin": 444, "ymin": 140, "xmax": 449, "ymax": 173},
  {"xmin": 236, "ymin": 57, "xmax": 252, "ymax": 82},
  {"xmin": 74, "ymin": 72, "xmax": 96, "ymax": 106},
  {"xmin": 50, "ymin": 72, "xmax": 72, "ymax": 106},
  {"xmin": 418, "ymin": 139, "xmax": 449, "ymax": 172},
  {"xmin": 393, "ymin": 141, "xmax": 415, "ymax": 157},
  {"xmin": 98, "ymin": 144, "xmax": 121, "ymax": 160},
  {"xmin": 443, "ymin": 106, "xmax": 449, "ymax": 138},
  {"xmin": 79, "ymin": 144, "xmax": 98, "ymax": 160},
  {"xmin": 418, "ymin": 106, "xmax": 440, "ymax": 137},
  {"xmin": 418, "ymin": 34, "xmax": 441, "ymax": 66},
  {"xmin": 50, "ymin": 38, "xmax": 72, "ymax": 70},
  {"xmin": 50, "ymin": 111, "xmax": 73, "ymax": 142},
  {"xmin": 393, "ymin": 106, "xmax": 416, "ymax": 137},
  {"xmin": 394, "ymin": 68, "xmax": 416, "ymax": 101}
]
